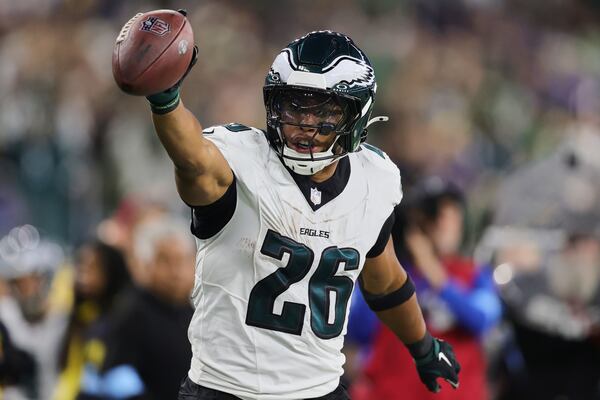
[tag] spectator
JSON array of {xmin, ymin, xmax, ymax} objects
[
  {"xmin": 78, "ymin": 216, "xmax": 194, "ymax": 400},
  {"xmin": 347, "ymin": 177, "xmax": 501, "ymax": 400},
  {"xmin": 54, "ymin": 240, "xmax": 132, "ymax": 400},
  {"xmin": 490, "ymin": 231, "xmax": 600, "ymax": 400},
  {"xmin": 479, "ymin": 129, "xmax": 600, "ymax": 399},
  {"xmin": 0, "ymin": 235, "xmax": 67, "ymax": 400}
]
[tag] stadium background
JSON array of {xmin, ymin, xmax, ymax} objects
[{"xmin": 1, "ymin": 0, "xmax": 600, "ymax": 399}]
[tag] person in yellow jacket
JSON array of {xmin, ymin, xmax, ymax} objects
[{"xmin": 53, "ymin": 240, "xmax": 132, "ymax": 400}]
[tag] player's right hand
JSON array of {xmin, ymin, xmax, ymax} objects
[
  {"xmin": 150, "ymin": 9, "xmax": 199, "ymax": 94},
  {"xmin": 414, "ymin": 337, "xmax": 461, "ymax": 393},
  {"xmin": 145, "ymin": 41, "xmax": 198, "ymax": 112},
  {"xmin": 145, "ymin": 9, "xmax": 199, "ymax": 114}
]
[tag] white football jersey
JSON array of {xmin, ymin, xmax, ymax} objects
[{"xmin": 188, "ymin": 125, "xmax": 402, "ymax": 399}]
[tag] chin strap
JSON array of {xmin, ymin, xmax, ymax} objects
[{"xmin": 366, "ymin": 115, "xmax": 389, "ymax": 129}]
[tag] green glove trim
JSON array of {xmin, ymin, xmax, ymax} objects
[
  {"xmin": 407, "ymin": 331, "xmax": 434, "ymax": 360},
  {"xmin": 146, "ymin": 86, "xmax": 181, "ymax": 115},
  {"xmin": 414, "ymin": 338, "xmax": 439, "ymax": 366}
]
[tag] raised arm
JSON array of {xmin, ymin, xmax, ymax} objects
[
  {"xmin": 150, "ymin": 101, "xmax": 233, "ymax": 206},
  {"xmin": 360, "ymin": 238, "xmax": 461, "ymax": 393},
  {"xmin": 113, "ymin": 9, "xmax": 233, "ymax": 206}
]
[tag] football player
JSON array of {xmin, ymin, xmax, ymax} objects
[{"xmin": 135, "ymin": 24, "xmax": 460, "ymax": 399}]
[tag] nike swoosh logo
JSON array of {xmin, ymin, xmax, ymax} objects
[
  {"xmin": 438, "ymin": 352, "xmax": 452, "ymax": 367},
  {"xmin": 445, "ymin": 378, "xmax": 459, "ymax": 389}
]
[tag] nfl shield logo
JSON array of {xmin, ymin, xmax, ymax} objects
[
  {"xmin": 310, "ymin": 188, "xmax": 322, "ymax": 205},
  {"xmin": 140, "ymin": 17, "xmax": 170, "ymax": 36}
]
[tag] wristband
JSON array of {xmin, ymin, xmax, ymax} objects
[
  {"xmin": 407, "ymin": 331, "xmax": 434, "ymax": 360},
  {"xmin": 146, "ymin": 86, "xmax": 180, "ymax": 115}
]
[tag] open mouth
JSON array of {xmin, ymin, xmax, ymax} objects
[{"xmin": 289, "ymin": 139, "xmax": 320, "ymax": 154}]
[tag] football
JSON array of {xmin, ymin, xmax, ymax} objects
[{"xmin": 112, "ymin": 9, "xmax": 194, "ymax": 96}]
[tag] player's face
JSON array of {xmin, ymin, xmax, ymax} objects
[{"xmin": 277, "ymin": 91, "xmax": 345, "ymax": 154}]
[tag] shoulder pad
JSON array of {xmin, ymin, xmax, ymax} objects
[
  {"xmin": 361, "ymin": 143, "xmax": 386, "ymax": 159},
  {"xmin": 203, "ymin": 124, "xmax": 263, "ymax": 135},
  {"xmin": 224, "ymin": 123, "xmax": 252, "ymax": 132},
  {"xmin": 357, "ymin": 142, "xmax": 402, "ymax": 205}
]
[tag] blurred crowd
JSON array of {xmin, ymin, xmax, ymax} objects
[
  {"xmin": 1, "ymin": 0, "xmax": 600, "ymax": 399},
  {"xmin": 0, "ymin": 212, "xmax": 196, "ymax": 400}
]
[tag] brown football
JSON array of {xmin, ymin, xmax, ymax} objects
[{"xmin": 112, "ymin": 9, "xmax": 194, "ymax": 96}]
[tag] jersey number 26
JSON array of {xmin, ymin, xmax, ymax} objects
[{"xmin": 245, "ymin": 229, "xmax": 359, "ymax": 339}]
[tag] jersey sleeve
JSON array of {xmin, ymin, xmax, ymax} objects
[
  {"xmin": 359, "ymin": 143, "xmax": 403, "ymax": 207},
  {"xmin": 201, "ymin": 123, "xmax": 264, "ymax": 167},
  {"xmin": 202, "ymin": 123, "xmax": 267, "ymax": 179},
  {"xmin": 189, "ymin": 124, "xmax": 265, "ymax": 240},
  {"xmin": 190, "ymin": 175, "xmax": 237, "ymax": 240},
  {"xmin": 358, "ymin": 143, "xmax": 404, "ymax": 256},
  {"xmin": 366, "ymin": 206, "xmax": 397, "ymax": 258}
]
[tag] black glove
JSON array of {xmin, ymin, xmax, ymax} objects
[
  {"xmin": 146, "ymin": 9, "xmax": 199, "ymax": 114},
  {"xmin": 408, "ymin": 332, "xmax": 460, "ymax": 393}
]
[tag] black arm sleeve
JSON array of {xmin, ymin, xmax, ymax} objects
[
  {"xmin": 190, "ymin": 176, "xmax": 237, "ymax": 240},
  {"xmin": 366, "ymin": 206, "xmax": 397, "ymax": 258}
]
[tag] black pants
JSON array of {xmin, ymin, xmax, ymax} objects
[{"xmin": 178, "ymin": 377, "xmax": 350, "ymax": 400}]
